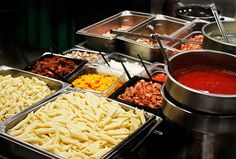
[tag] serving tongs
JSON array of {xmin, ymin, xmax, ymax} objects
[{"xmin": 110, "ymin": 29, "xmax": 202, "ymax": 45}]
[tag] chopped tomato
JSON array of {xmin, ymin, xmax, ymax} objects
[{"xmin": 180, "ymin": 35, "xmax": 203, "ymax": 51}]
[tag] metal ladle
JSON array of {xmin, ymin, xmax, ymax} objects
[
  {"xmin": 209, "ymin": 3, "xmax": 230, "ymax": 43},
  {"xmin": 146, "ymin": 24, "xmax": 175, "ymax": 78}
]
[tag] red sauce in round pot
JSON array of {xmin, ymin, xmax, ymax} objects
[{"xmin": 175, "ymin": 66, "xmax": 236, "ymax": 94}]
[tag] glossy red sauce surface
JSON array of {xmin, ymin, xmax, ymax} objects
[{"xmin": 176, "ymin": 66, "xmax": 236, "ymax": 94}]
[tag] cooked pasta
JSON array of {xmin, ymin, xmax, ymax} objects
[
  {"xmin": 0, "ymin": 75, "xmax": 54, "ymax": 122},
  {"xmin": 8, "ymin": 92, "xmax": 146, "ymax": 159}
]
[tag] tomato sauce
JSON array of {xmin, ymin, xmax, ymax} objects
[
  {"xmin": 176, "ymin": 66, "xmax": 236, "ymax": 94},
  {"xmin": 152, "ymin": 73, "xmax": 167, "ymax": 83}
]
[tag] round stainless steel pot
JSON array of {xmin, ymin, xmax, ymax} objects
[
  {"xmin": 161, "ymin": 85, "xmax": 236, "ymax": 134},
  {"xmin": 202, "ymin": 21, "xmax": 236, "ymax": 54},
  {"xmin": 161, "ymin": 85, "xmax": 236, "ymax": 159},
  {"xmin": 164, "ymin": 50, "xmax": 236, "ymax": 115}
]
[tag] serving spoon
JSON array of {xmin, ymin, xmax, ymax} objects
[
  {"xmin": 146, "ymin": 24, "xmax": 176, "ymax": 79},
  {"xmin": 209, "ymin": 3, "xmax": 230, "ymax": 43}
]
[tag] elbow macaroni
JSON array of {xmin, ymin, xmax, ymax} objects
[{"xmin": 8, "ymin": 92, "xmax": 146, "ymax": 159}]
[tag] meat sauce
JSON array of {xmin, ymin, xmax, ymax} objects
[{"xmin": 176, "ymin": 66, "xmax": 236, "ymax": 94}]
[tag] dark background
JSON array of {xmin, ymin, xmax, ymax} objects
[
  {"xmin": 0, "ymin": 0, "xmax": 152, "ymax": 68},
  {"xmin": 0, "ymin": 0, "xmax": 151, "ymax": 52}
]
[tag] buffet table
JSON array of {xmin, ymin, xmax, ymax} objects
[{"xmin": 1, "ymin": 9, "xmax": 236, "ymax": 159}]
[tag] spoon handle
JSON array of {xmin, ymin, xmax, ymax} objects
[{"xmin": 210, "ymin": 3, "xmax": 230, "ymax": 43}]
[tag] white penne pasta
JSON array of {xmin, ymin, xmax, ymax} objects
[
  {"xmin": 34, "ymin": 128, "xmax": 57, "ymax": 135},
  {"xmin": 60, "ymin": 144, "xmax": 71, "ymax": 151},
  {"xmin": 105, "ymin": 129, "xmax": 130, "ymax": 136},
  {"xmin": 111, "ymin": 135, "xmax": 128, "ymax": 140},
  {"xmin": 8, "ymin": 128, "xmax": 24, "ymax": 137},
  {"xmin": 53, "ymin": 133, "xmax": 60, "ymax": 145},
  {"xmin": 9, "ymin": 113, "xmax": 32, "ymax": 131},
  {"xmin": 104, "ymin": 122, "xmax": 122, "ymax": 130},
  {"xmin": 39, "ymin": 144, "xmax": 61, "ymax": 151},
  {"xmin": 99, "ymin": 116, "xmax": 111, "ymax": 128},
  {"xmin": 82, "ymin": 141, "xmax": 100, "ymax": 154},
  {"xmin": 8, "ymin": 92, "xmax": 146, "ymax": 159},
  {"xmin": 82, "ymin": 109, "xmax": 96, "ymax": 120},
  {"xmin": 99, "ymin": 134, "xmax": 117, "ymax": 145},
  {"xmin": 95, "ymin": 109, "xmax": 101, "ymax": 122},
  {"xmin": 91, "ymin": 147, "xmax": 110, "ymax": 159},
  {"xmin": 136, "ymin": 109, "xmax": 146, "ymax": 124},
  {"xmin": 53, "ymin": 149, "xmax": 68, "ymax": 158},
  {"xmin": 45, "ymin": 136, "xmax": 54, "ymax": 145},
  {"xmin": 60, "ymin": 136, "xmax": 81, "ymax": 147},
  {"xmin": 21, "ymin": 137, "xmax": 43, "ymax": 144},
  {"xmin": 22, "ymin": 121, "xmax": 39, "ymax": 134},
  {"xmin": 130, "ymin": 117, "xmax": 140, "ymax": 131},
  {"xmin": 70, "ymin": 151, "xmax": 89, "ymax": 159},
  {"xmin": 70, "ymin": 129, "xmax": 89, "ymax": 141},
  {"xmin": 85, "ymin": 132, "xmax": 100, "ymax": 141}
]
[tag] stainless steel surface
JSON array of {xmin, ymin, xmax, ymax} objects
[
  {"xmin": 166, "ymin": 19, "xmax": 207, "ymax": 58},
  {"xmin": 209, "ymin": 3, "xmax": 229, "ymax": 43},
  {"xmin": 111, "ymin": 29, "xmax": 202, "ymax": 44},
  {"xmin": 146, "ymin": 24, "xmax": 172, "ymax": 75},
  {"xmin": 139, "ymin": 62, "xmax": 165, "ymax": 77},
  {"xmin": 0, "ymin": 65, "xmax": 70, "ymax": 125},
  {"xmin": 161, "ymin": 85, "xmax": 236, "ymax": 134},
  {"xmin": 171, "ymin": 31, "xmax": 202, "ymax": 50},
  {"xmin": 0, "ymin": 89, "xmax": 161, "ymax": 159},
  {"xmin": 67, "ymin": 64, "xmax": 126, "ymax": 97},
  {"xmin": 62, "ymin": 47, "xmax": 104, "ymax": 63},
  {"xmin": 24, "ymin": 52, "xmax": 88, "ymax": 81},
  {"xmin": 117, "ymin": 14, "xmax": 189, "ymax": 62},
  {"xmin": 202, "ymin": 21, "xmax": 236, "ymax": 54},
  {"xmin": 97, "ymin": 52, "xmax": 152, "ymax": 78},
  {"xmin": 161, "ymin": 86, "xmax": 236, "ymax": 159},
  {"xmin": 98, "ymin": 52, "xmax": 152, "ymax": 65},
  {"xmin": 164, "ymin": 50, "xmax": 236, "ymax": 114},
  {"xmin": 76, "ymin": 10, "xmax": 154, "ymax": 52},
  {"xmin": 170, "ymin": 19, "xmax": 208, "ymax": 40}
]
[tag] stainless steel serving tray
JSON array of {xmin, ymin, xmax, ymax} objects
[
  {"xmin": 76, "ymin": 10, "xmax": 155, "ymax": 52},
  {"xmin": 117, "ymin": 14, "xmax": 190, "ymax": 62},
  {"xmin": 101, "ymin": 52, "xmax": 152, "ymax": 65},
  {"xmin": 97, "ymin": 52, "xmax": 152, "ymax": 75},
  {"xmin": 161, "ymin": 85, "xmax": 236, "ymax": 134},
  {"xmin": 0, "ymin": 89, "xmax": 162, "ymax": 159},
  {"xmin": 169, "ymin": 19, "xmax": 208, "ymax": 40},
  {"xmin": 170, "ymin": 31, "xmax": 202, "ymax": 50},
  {"xmin": 67, "ymin": 63, "xmax": 127, "ymax": 97},
  {"xmin": 62, "ymin": 47, "xmax": 106, "ymax": 63},
  {"xmin": 24, "ymin": 52, "xmax": 87, "ymax": 81},
  {"xmin": 139, "ymin": 62, "xmax": 165, "ymax": 77},
  {"xmin": 163, "ymin": 20, "xmax": 208, "ymax": 58},
  {"xmin": 0, "ymin": 65, "xmax": 70, "ymax": 125}
]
